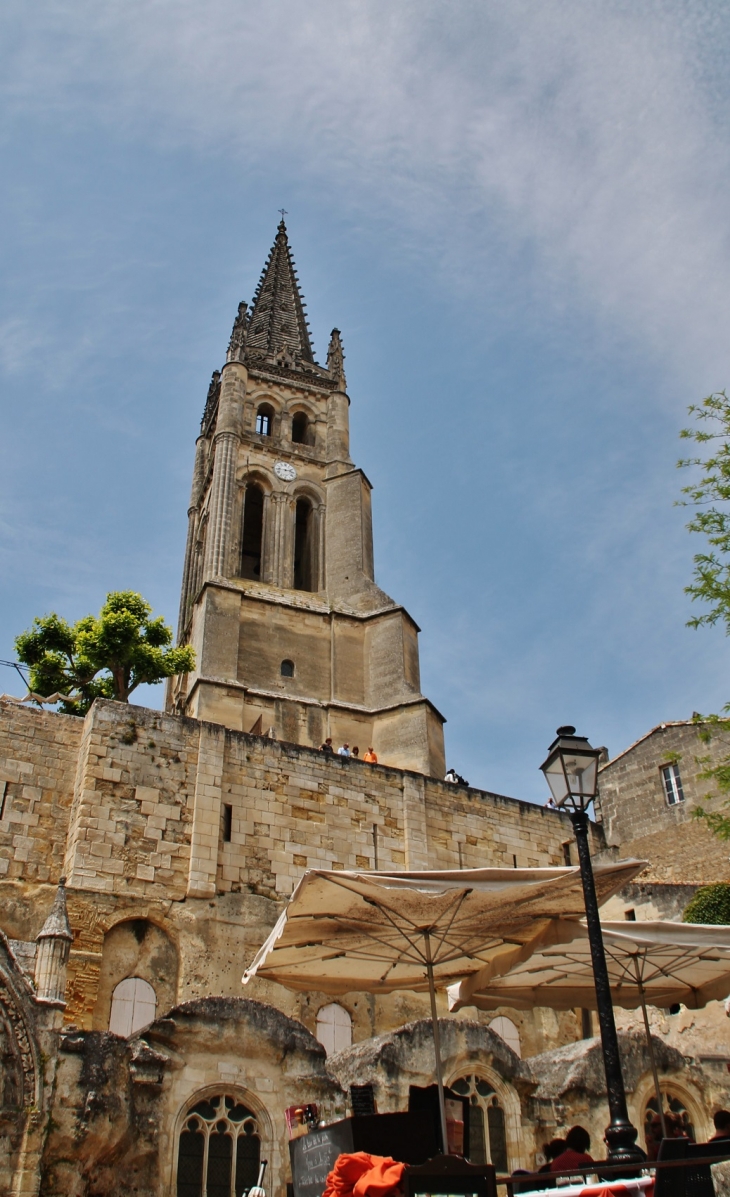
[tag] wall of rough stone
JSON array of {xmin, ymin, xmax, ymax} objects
[
  {"xmin": 0, "ymin": 700, "xmax": 83, "ymax": 884},
  {"xmin": 598, "ymin": 721, "xmax": 730, "ymax": 884}
]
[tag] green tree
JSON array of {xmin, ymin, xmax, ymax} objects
[
  {"xmin": 678, "ymin": 391, "xmax": 730, "ymax": 837},
  {"xmin": 682, "ymin": 883, "xmax": 730, "ymax": 925},
  {"xmin": 15, "ymin": 591, "xmax": 195, "ymax": 716}
]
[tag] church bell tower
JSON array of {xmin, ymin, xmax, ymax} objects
[{"xmin": 169, "ymin": 219, "xmax": 445, "ymax": 776}]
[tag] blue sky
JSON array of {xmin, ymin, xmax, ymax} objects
[{"xmin": 2, "ymin": 1, "xmax": 730, "ymax": 802}]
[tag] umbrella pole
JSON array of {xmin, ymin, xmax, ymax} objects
[
  {"xmin": 632, "ymin": 958, "xmax": 667, "ymax": 1139},
  {"xmin": 423, "ymin": 931, "xmax": 449, "ymax": 1155}
]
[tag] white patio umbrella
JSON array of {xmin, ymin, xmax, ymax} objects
[
  {"xmin": 242, "ymin": 862, "xmax": 643, "ymax": 1151},
  {"xmin": 448, "ymin": 919, "xmax": 730, "ymax": 1138}
]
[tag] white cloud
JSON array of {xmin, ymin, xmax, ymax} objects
[{"xmin": 3, "ymin": 1, "xmax": 729, "ymax": 389}]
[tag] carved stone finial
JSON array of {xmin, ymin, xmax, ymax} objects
[
  {"xmin": 327, "ymin": 328, "xmax": 346, "ymax": 390},
  {"xmin": 226, "ymin": 302, "xmax": 248, "ymax": 364},
  {"xmin": 35, "ymin": 877, "xmax": 73, "ymax": 1005}
]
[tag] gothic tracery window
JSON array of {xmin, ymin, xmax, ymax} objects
[
  {"xmin": 177, "ymin": 1094, "xmax": 261, "ymax": 1197},
  {"xmin": 450, "ymin": 1074, "xmax": 509, "ymax": 1173}
]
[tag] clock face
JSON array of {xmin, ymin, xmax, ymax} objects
[{"xmin": 274, "ymin": 460, "xmax": 297, "ymax": 481}]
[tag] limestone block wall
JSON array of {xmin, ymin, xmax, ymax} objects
[
  {"xmin": 598, "ymin": 720, "xmax": 730, "ymax": 883},
  {"xmin": 0, "ymin": 699, "xmax": 83, "ymax": 884},
  {"xmin": 0, "ymin": 698, "xmax": 599, "ymax": 1041}
]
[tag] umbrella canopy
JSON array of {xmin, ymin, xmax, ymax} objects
[
  {"xmin": 448, "ymin": 918, "xmax": 730, "ymax": 1141},
  {"xmin": 447, "ymin": 920, "xmax": 730, "ymax": 1013},
  {"xmin": 242, "ymin": 862, "xmax": 644, "ymax": 1152},
  {"xmin": 242, "ymin": 864, "xmax": 644, "ymax": 995}
]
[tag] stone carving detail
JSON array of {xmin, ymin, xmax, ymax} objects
[
  {"xmin": 0, "ymin": 969, "xmax": 37, "ymax": 1109},
  {"xmin": 327, "ymin": 328, "xmax": 346, "ymax": 389},
  {"xmin": 226, "ymin": 303, "xmax": 248, "ymax": 364}
]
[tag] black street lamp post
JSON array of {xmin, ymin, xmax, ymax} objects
[{"xmin": 540, "ymin": 726, "xmax": 644, "ymax": 1166}]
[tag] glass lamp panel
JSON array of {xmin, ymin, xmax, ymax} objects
[
  {"xmin": 543, "ymin": 756, "xmax": 569, "ymax": 805},
  {"xmin": 563, "ymin": 751, "xmax": 598, "ymax": 799}
]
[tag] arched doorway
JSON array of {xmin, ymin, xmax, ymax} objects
[{"xmin": 177, "ymin": 1093, "xmax": 261, "ymax": 1197}]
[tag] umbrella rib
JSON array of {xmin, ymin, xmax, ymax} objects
[{"xmin": 429, "ymin": 890, "xmax": 472, "ymax": 963}]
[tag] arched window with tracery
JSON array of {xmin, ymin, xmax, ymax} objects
[
  {"xmin": 450, "ymin": 1074, "xmax": 508, "ymax": 1173},
  {"xmin": 108, "ymin": 976, "xmax": 157, "ymax": 1038},
  {"xmin": 644, "ymin": 1093, "xmax": 696, "ymax": 1146},
  {"xmin": 241, "ymin": 483, "xmax": 265, "ymax": 579},
  {"xmin": 315, "ymin": 1003, "xmax": 352, "ymax": 1055},
  {"xmin": 177, "ymin": 1093, "xmax": 261, "ymax": 1197},
  {"xmin": 489, "ymin": 1015, "xmax": 521, "ymax": 1058}
]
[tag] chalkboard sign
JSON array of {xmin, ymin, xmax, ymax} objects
[
  {"xmin": 290, "ymin": 1121, "xmax": 354, "ymax": 1197},
  {"xmin": 289, "ymin": 1113, "xmax": 439, "ymax": 1197}
]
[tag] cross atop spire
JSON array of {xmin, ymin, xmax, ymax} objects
[{"xmin": 246, "ymin": 219, "xmax": 315, "ymax": 365}]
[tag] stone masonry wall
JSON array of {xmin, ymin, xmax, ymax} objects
[
  {"xmin": 0, "ymin": 697, "xmax": 600, "ymax": 1038},
  {"xmin": 598, "ymin": 720, "xmax": 730, "ymax": 884}
]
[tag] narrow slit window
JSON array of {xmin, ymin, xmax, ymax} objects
[
  {"xmin": 661, "ymin": 762, "xmax": 685, "ymax": 806},
  {"xmin": 562, "ymin": 841, "xmax": 572, "ymax": 866},
  {"xmin": 222, "ymin": 804, "xmax": 232, "ymax": 842}
]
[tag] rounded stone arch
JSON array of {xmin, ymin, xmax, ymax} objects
[
  {"xmin": 92, "ymin": 916, "xmax": 178, "ymax": 1033},
  {"xmin": 169, "ymin": 1082, "xmax": 274, "ymax": 1197},
  {"xmin": 631, "ymin": 1070, "xmax": 710, "ymax": 1149},
  {"xmin": 445, "ymin": 1061, "xmax": 523, "ymax": 1172}
]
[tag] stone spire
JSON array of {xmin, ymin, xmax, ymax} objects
[
  {"xmin": 35, "ymin": 877, "xmax": 73, "ymax": 1005},
  {"xmin": 246, "ymin": 219, "xmax": 315, "ymax": 365}
]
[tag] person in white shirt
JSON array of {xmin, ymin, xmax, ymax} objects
[{"xmin": 338, "ymin": 743, "xmax": 351, "ymax": 757}]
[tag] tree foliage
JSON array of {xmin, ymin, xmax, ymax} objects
[
  {"xmin": 678, "ymin": 392, "xmax": 730, "ymax": 838},
  {"xmin": 682, "ymin": 883, "xmax": 730, "ymax": 925},
  {"xmin": 15, "ymin": 591, "xmax": 195, "ymax": 716}
]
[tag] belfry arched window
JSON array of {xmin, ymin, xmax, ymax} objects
[
  {"xmin": 108, "ymin": 976, "xmax": 157, "ymax": 1038},
  {"xmin": 293, "ymin": 498, "xmax": 315, "ymax": 592},
  {"xmin": 450, "ymin": 1075, "xmax": 508, "ymax": 1173},
  {"xmin": 177, "ymin": 1093, "xmax": 261, "ymax": 1197},
  {"xmin": 315, "ymin": 1003, "xmax": 352, "ymax": 1055},
  {"xmin": 291, "ymin": 411, "xmax": 313, "ymax": 445},
  {"xmin": 241, "ymin": 483, "xmax": 264, "ymax": 579},
  {"xmin": 255, "ymin": 404, "xmax": 273, "ymax": 436}
]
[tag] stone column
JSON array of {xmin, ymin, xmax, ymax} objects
[
  {"xmin": 34, "ymin": 878, "xmax": 73, "ymax": 1005},
  {"xmin": 270, "ymin": 493, "xmax": 290, "ymax": 588},
  {"xmin": 202, "ymin": 363, "xmax": 246, "ymax": 582}
]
